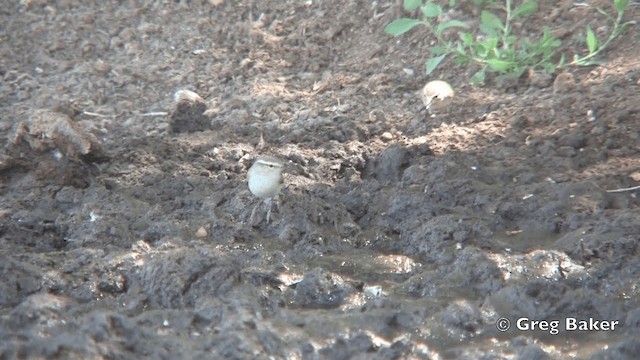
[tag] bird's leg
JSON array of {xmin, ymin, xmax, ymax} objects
[
  {"xmin": 266, "ymin": 193, "xmax": 283, "ymax": 224},
  {"xmin": 265, "ymin": 198, "xmax": 273, "ymax": 224},
  {"xmin": 249, "ymin": 201, "xmax": 262, "ymax": 226},
  {"xmin": 273, "ymin": 193, "xmax": 281, "ymax": 213}
]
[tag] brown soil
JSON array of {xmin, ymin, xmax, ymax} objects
[{"xmin": 1, "ymin": 1, "xmax": 639, "ymax": 358}]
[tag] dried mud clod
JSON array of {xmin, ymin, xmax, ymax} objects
[
  {"xmin": 169, "ymin": 90, "xmax": 212, "ymax": 133},
  {"xmin": 3, "ymin": 109, "xmax": 106, "ymax": 188},
  {"xmin": 25, "ymin": 109, "xmax": 103, "ymax": 158}
]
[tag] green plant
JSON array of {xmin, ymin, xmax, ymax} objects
[
  {"xmin": 570, "ymin": 0, "xmax": 637, "ymax": 66},
  {"xmin": 385, "ymin": 0, "xmax": 636, "ymax": 84}
]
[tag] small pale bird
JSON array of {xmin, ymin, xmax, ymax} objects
[
  {"xmin": 247, "ymin": 155, "xmax": 284, "ymax": 225},
  {"xmin": 421, "ymin": 80, "xmax": 454, "ymax": 114}
]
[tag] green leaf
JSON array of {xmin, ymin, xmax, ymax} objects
[
  {"xmin": 479, "ymin": 37, "xmax": 498, "ymax": 52},
  {"xmin": 557, "ymin": 53, "xmax": 566, "ymax": 68},
  {"xmin": 473, "ymin": 37, "xmax": 498, "ymax": 58},
  {"xmin": 479, "ymin": 24, "xmax": 498, "ymax": 37},
  {"xmin": 513, "ymin": 1, "xmax": 538, "ymax": 18},
  {"xmin": 430, "ymin": 45, "xmax": 448, "ymax": 56},
  {"xmin": 436, "ymin": 19, "xmax": 469, "ymax": 34},
  {"xmin": 541, "ymin": 62, "xmax": 556, "ymax": 73},
  {"xmin": 459, "ymin": 31, "xmax": 475, "ymax": 45},
  {"xmin": 614, "ymin": 0, "xmax": 629, "ymax": 12},
  {"xmin": 385, "ymin": 18, "xmax": 423, "ymax": 35},
  {"xmin": 454, "ymin": 53, "xmax": 470, "ymax": 65},
  {"xmin": 426, "ymin": 55, "xmax": 447, "ymax": 74},
  {"xmin": 403, "ymin": 0, "xmax": 422, "ymax": 11},
  {"xmin": 421, "ymin": 3, "xmax": 442, "ymax": 18},
  {"xmin": 504, "ymin": 34, "xmax": 518, "ymax": 46},
  {"xmin": 449, "ymin": 0, "xmax": 457, "ymax": 6},
  {"xmin": 486, "ymin": 58, "xmax": 517, "ymax": 72},
  {"xmin": 485, "ymin": 1, "xmax": 501, "ymax": 10},
  {"xmin": 586, "ymin": 26, "xmax": 598, "ymax": 53},
  {"xmin": 480, "ymin": 11, "xmax": 504, "ymax": 31},
  {"xmin": 470, "ymin": 70, "xmax": 485, "ymax": 84}
]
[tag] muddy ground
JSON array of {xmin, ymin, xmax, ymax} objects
[{"xmin": 1, "ymin": 0, "xmax": 639, "ymax": 359}]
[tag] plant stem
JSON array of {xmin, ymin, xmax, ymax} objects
[{"xmin": 500, "ymin": 0, "xmax": 513, "ymax": 52}]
